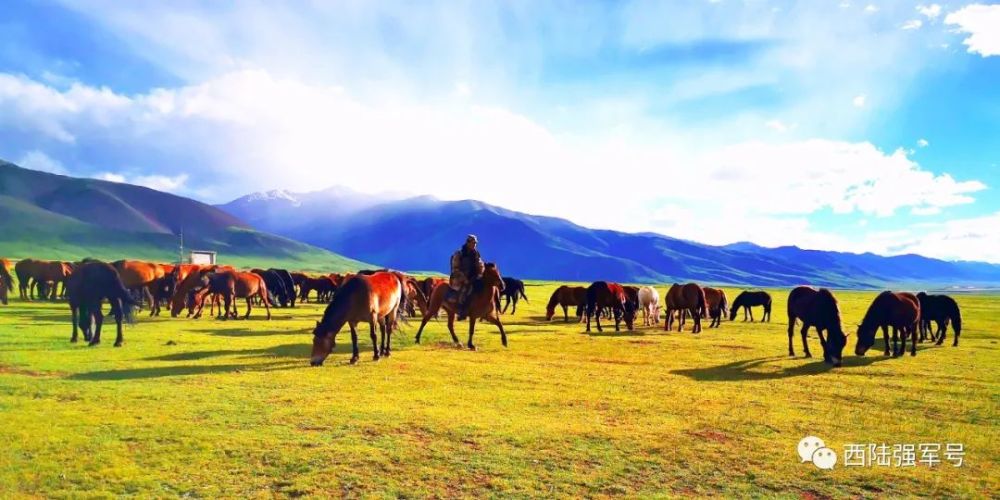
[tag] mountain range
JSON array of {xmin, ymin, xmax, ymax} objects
[
  {"xmin": 218, "ymin": 186, "xmax": 1000, "ymax": 288},
  {"xmin": 0, "ymin": 160, "xmax": 368, "ymax": 271}
]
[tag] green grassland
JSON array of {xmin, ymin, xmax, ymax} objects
[{"xmin": 0, "ymin": 282, "xmax": 997, "ymax": 498}]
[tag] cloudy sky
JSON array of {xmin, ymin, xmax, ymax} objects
[{"xmin": 1, "ymin": 1, "xmax": 998, "ymax": 261}]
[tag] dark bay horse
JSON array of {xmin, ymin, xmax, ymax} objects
[
  {"xmin": 66, "ymin": 261, "xmax": 136, "ymax": 347},
  {"xmin": 300, "ymin": 276, "xmax": 337, "ymax": 303},
  {"xmin": 664, "ymin": 283, "xmax": 706, "ymax": 333},
  {"xmin": 311, "ymin": 272, "xmax": 407, "ymax": 365},
  {"xmin": 730, "ymin": 290, "xmax": 772, "ymax": 322},
  {"xmin": 499, "ymin": 277, "xmax": 529, "ymax": 314},
  {"xmin": 545, "ymin": 285, "xmax": 587, "ymax": 322},
  {"xmin": 916, "ymin": 292, "xmax": 961, "ymax": 346},
  {"xmin": 786, "ymin": 286, "xmax": 846, "ymax": 366},
  {"xmin": 585, "ymin": 281, "xmax": 634, "ymax": 333},
  {"xmin": 0, "ymin": 258, "xmax": 12, "ymax": 305},
  {"xmin": 414, "ymin": 263, "xmax": 508, "ymax": 350},
  {"xmin": 703, "ymin": 287, "xmax": 728, "ymax": 328},
  {"xmin": 855, "ymin": 291, "xmax": 921, "ymax": 358}
]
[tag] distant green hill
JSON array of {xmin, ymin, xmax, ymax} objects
[{"xmin": 0, "ymin": 160, "xmax": 371, "ymax": 272}]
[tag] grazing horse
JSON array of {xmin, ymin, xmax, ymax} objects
[
  {"xmin": 269, "ymin": 269, "xmax": 297, "ymax": 307},
  {"xmin": 585, "ymin": 281, "xmax": 635, "ymax": 333},
  {"xmin": 311, "ymin": 272, "xmax": 407, "ymax": 365},
  {"xmin": 0, "ymin": 258, "xmax": 13, "ymax": 305},
  {"xmin": 15, "ymin": 259, "xmax": 73, "ymax": 300},
  {"xmin": 703, "ymin": 287, "xmax": 728, "ymax": 328},
  {"xmin": 498, "ymin": 277, "xmax": 529, "ymax": 314},
  {"xmin": 664, "ymin": 283, "xmax": 707, "ymax": 333},
  {"xmin": 637, "ymin": 285, "xmax": 660, "ymax": 326},
  {"xmin": 223, "ymin": 271, "xmax": 272, "ymax": 320},
  {"xmin": 855, "ymin": 291, "xmax": 921, "ymax": 358},
  {"xmin": 545, "ymin": 285, "xmax": 588, "ymax": 322},
  {"xmin": 414, "ymin": 263, "xmax": 508, "ymax": 350},
  {"xmin": 915, "ymin": 292, "xmax": 961, "ymax": 346},
  {"xmin": 300, "ymin": 276, "xmax": 338, "ymax": 303},
  {"xmin": 251, "ymin": 269, "xmax": 292, "ymax": 308},
  {"xmin": 730, "ymin": 291, "xmax": 772, "ymax": 322},
  {"xmin": 402, "ymin": 276, "xmax": 429, "ymax": 317},
  {"xmin": 66, "ymin": 261, "xmax": 136, "ymax": 347},
  {"xmin": 113, "ymin": 260, "xmax": 164, "ymax": 311},
  {"xmin": 786, "ymin": 286, "xmax": 847, "ymax": 366},
  {"xmin": 169, "ymin": 265, "xmax": 223, "ymax": 317}
]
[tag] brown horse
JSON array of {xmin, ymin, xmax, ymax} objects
[
  {"xmin": 213, "ymin": 271, "xmax": 272, "ymax": 320},
  {"xmin": 300, "ymin": 276, "xmax": 337, "ymax": 303},
  {"xmin": 113, "ymin": 260, "xmax": 164, "ymax": 310},
  {"xmin": 545, "ymin": 285, "xmax": 587, "ymax": 322},
  {"xmin": 401, "ymin": 276, "xmax": 429, "ymax": 317},
  {"xmin": 787, "ymin": 286, "xmax": 847, "ymax": 366},
  {"xmin": 66, "ymin": 261, "xmax": 136, "ymax": 347},
  {"xmin": 310, "ymin": 272, "xmax": 407, "ymax": 365},
  {"xmin": 916, "ymin": 292, "xmax": 962, "ymax": 346},
  {"xmin": 855, "ymin": 291, "xmax": 921, "ymax": 358},
  {"xmin": 663, "ymin": 283, "xmax": 707, "ymax": 333},
  {"xmin": 703, "ymin": 287, "xmax": 728, "ymax": 328},
  {"xmin": 421, "ymin": 277, "xmax": 447, "ymax": 299},
  {"xmin": 730, "ymin": 290, "xmax": 772, "ymax": 322},
  {"xmin": 585, "ymin": 281, "xmax": 635, "ymax": 333},
  {"xmin": 15, "ymin": 259, "xmax": 73, "ymax": 300},
  {"xmin": 0, "ymin": 258, "xmax": 12, "ymax": 305},
  {"xmin": 169, "ymin": 265, "xmax": 226, "ymax": 317},
  {"xmin": 414, "ymin": 263, "xmax": 508, "ymax": 350}
]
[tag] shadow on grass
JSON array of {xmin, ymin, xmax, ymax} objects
[
  {"xmin": 584, "ymin": 329, "xmax": 647, "ymax": 337},
  {"xmin": 67, "ymin": 360, "xmax": 299, "ymax": 381},
  {"xmin": 670, "ymin": 341, "xmax": 932, "ymax": 382},
  {"xmin": 185, "ymin": 327, "xmax": 309, "ymax": 338}
]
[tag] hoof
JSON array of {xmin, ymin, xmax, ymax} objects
[
  {"xmin": 414, "ymin": 337, "xmax": 421, "ymax": 344},
  {"xmin": 383, "ymin": 351, "xmax": 391, "ymax": 358},
  {"xmin": 114, "ymin": 342, "xmax": 123, "ymax": 347},
  {"xmin": 88, "ymin": 341, "xmax": 100, "ymax": 347},
  {"xmin": 910, "ymin": 351, "xmax": 916, "ymax": 357},
  {"xmin": 372, "ymin": 355, "xmax": 380, "ymax": 362},
  {"xmin": 803, "ymin": 352, "xmax": 812, "ymax": 358},
  {"xmin": 468, "ymin": 345, "xmax": 477, "ymax": 351},
  {"xmin": 349, "ymin": 356, "xmax": 360, "ymax": 365},
  {"xmin": 71, "ymin": 338, "xmax": 78, "ymax": 343}
]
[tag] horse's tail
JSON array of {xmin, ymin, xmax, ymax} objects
[
  {"xmin": 112, "ymin": 272, "xmax": 137, "ymax": 325},
  {"xmin": 519, "ymin": 283, "xmax": 528, "ymax": 302},
  {"xmin": 950, "ymin": 299, "xmax": 962, "ymax": 336},
  {"xmin": 698, "ymin": 287, "xmax": 708, "ymax": 319},
  {"xmin": 719, "ymin": 292, "xmax": 728, "ymax": 318},
  {"xmin": 0, "ymin": 263, "xmax": 13, "ymax": 293},
  {"xmin": 394, "ymin": 274, "xmax": 409, "ymax": 330}
]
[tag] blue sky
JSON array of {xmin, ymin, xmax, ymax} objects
[{"xmin": 0, "ymin": 1, "xmax": 998, "ymax": 261}]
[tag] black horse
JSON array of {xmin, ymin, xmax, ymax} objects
[
  {"xmin": 268, "ymin": 268, "xmax": 297, "ymax": 308},
  {"xmin": 916, "ymin": 292, "xmax": 962, "ymax": 346},
  {"xmin": 498, "ymin": 277, "xmax": 528, "ymax": 314},
  {"xmin": 251, "ymin": 269, "xmax": 295, "ymax": 308},
  {"xmin": 786, "ymin": 286, "xmax": 846, "ymax": 366},
  {"xmin": 66, "ymin": 261, "xmax": 136, "ymax": 347},
  {"xmin": 730, "ymin": 290, "xmax": 772, "ymax": 322}
]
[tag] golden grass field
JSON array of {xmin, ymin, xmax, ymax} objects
[{"xmin": 0, "ymin": 282, "xmax": 997, "ymax": 498}]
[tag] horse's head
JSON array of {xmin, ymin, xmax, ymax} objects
[
  {"xmin": 483, "ymin": 263, "xmax": 504, "ymax": 292},
  {"xmin": 854, "ymin": 321, "xmax": 875, "ymax": 357},
  {"xmin": 622, "ymin": 300, "xmax": 636, "ymax": 330},
  {"xmin": 310, "ymin": 320, "xmax": 338, "ymax": 366},
  {"xmin": 825, "ymin": 327, "xmax": 847, "ymax": 367}
]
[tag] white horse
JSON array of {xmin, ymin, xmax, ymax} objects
[{"xmin": 638, "ymin": 286, "xmax": 660, "ymax": 326}]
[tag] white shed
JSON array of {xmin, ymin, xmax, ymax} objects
[{"xmin": 190, "ymin": 250, "xmax": 217, "ymax": 265}]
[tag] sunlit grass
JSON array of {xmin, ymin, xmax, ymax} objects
[{"xmin": 0, "ymin": 283, "xmax": 997, "ymax": 497}]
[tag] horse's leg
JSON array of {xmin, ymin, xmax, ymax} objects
[
  {"xmin": 910, "ymin": 324, "xmax": 917, "ymax": 356},
  {"xmin": 613, "ymin": 308, "xmax": 621, "ymax": 332},
  {"xmin": 890, "ymin": 326, "xmax": 900, "ymax": 357},
  {"xmin": 787, "ymin": 316, "xmax": 796, "ymax": 356},
  {"xmin": 89, "ymin": 307, "xmax": 104, "ymax": 346},
  {"xmin": 800, "ymin": 324, "xmax": 811, "ymax": 358},
  {"xmin": 502, "ymin": 295, "xmax": 509, "ymax": 314},
  {"xmin": 487, "ymin": 312, "xmax": 508, "ymax": 347},
  {"xmin": 379, "ymin": 319, "xmax": 388, "ymax": 357},
  {"xmin": 934, "ymin": 320, "xmax": 946, "ymax": 346},
  {"xmin": 369, "ymin": 315, "xmax": 380, "ymax": 361},
  {"xmin": 691, "ymin": 307, "xmax": 701, "ymax": 333},
  {"xmin": 816, "ymin": 329, "xmax": 828, "ymax": 362},
  {"xmin": 511, "ymin": 296, "xmax": 517, "ymax": 314},
  {"xmin": 262, "ymin": 292, "xmax": 271, "ymax": 320},
  {"xmin": 898, "ymin": 326, "xmax": 908, "ymax": 357},
  {"xmin": 243, "ymin": 296, "xmax": 252, "ymax": 320},
  {"xmin": 595, "ymin": 306, "xmax": 603, "ymax": 333},
  {"xmin": 446, "ymin": 311, "xmax": 460, "ymax": 346},
  {"xmin": 349, "ymin": 323, "xmax": 360, "ymax": 364},
  {"xmin": 71, "ymin": 304, "xmax": 79, "ymax": 343},
  {"xmin": 113, "ymin": 300, "xmax": 124, "ymax": 347},
  {"xmin": 881, "ymin": 325, "xmax": 891, "ymax": 356},
  {"xmin": 562, "ymin": 304, "xmax": 569, "ymax": 322},
  {"xmin": 467, "ymin": 317, "xmax": 477, "ymax": 351}
]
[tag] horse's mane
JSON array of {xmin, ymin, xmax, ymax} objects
[
  {"xmin": 859, "ymin": 290, "xmax": 892, "ymax": 330},
  {"xmin": 317, "ymin": 275, "xmax": 368, "ymax": 334}
]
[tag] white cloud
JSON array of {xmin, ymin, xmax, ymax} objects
[
  {"xmin": 901, "ymin": 19, "xmax": 924, "ymax": 30},
  {"xmin": 852, "ymin": 94, "xmax": 867, "ymax": 107},
  {"xmin": 945, "ymin": 4, "xmax": 1000, "ymax": 57},
  {"xmin": 765, "ymin": 119, "xmax": 796, "ymax": 133},
  {"xmin": 16, "ymin": 150, "xmax": 67, "ymax": 175},
  {"xmin": 864, "ymin": 4, "xmax": 878, "ymax": 13},
  {"xmin": 911, "ymin": 206, "xmax": 941, "ymax": 216},
  {"xmin": 96, "ymin": 172, "xmax": 189, "ymax": 191},
  {"xmin": 917, "ymin": 138, "xmax": 929, "ymax": 147},
  {"xmin": 917, "ymin": 4, "xmax": 941, "ymax": 20}
]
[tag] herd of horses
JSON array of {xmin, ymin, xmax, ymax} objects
[{"xmin": 0, "ymin": 257, "xmax": 965, "ymax": 368}]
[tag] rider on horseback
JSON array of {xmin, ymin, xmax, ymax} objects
[{"xmin": 450, "ymin": 234, "xmax": 484, "ymax": 321}]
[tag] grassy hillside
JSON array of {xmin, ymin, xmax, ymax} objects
[
  {"xmin": 0, "ymin": 285, "xmax": 996, "ymax": 497},
  {"xmin": 0, "ymin": 161, "xmax": 371, "ymax": 272}
]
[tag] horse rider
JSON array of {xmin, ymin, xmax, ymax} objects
[{"xmin": 450, "ymin": 234, "xmax": 484, "ymax": 320}]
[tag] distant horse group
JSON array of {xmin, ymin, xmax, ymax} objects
[{"xmin": 0, "ymin": 253, "xmax": 968, "ymax": 370}]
